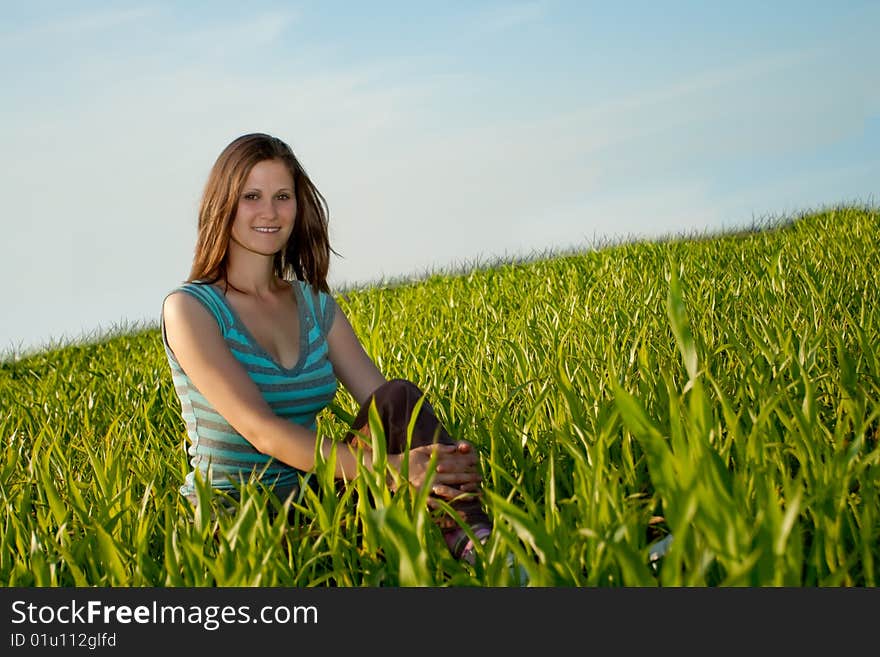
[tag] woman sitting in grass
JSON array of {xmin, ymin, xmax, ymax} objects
[{"xmin": 160, "ymin": 132, "xmax": 491, "ymax": 564}]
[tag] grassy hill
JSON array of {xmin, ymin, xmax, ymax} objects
[{"xmin": 1, "ymin": 205, "xmax": 878, "ymax": 586}]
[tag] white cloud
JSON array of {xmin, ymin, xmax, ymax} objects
[
  {"xmin": 169, "ymin": 9, "xmax": 299, "ymax": 58},
  {"xmin": 1, "ymin": 4, "xmax": 877, "ymax": 355},
  {"xmin": 475, "ymin": 0, "xmax": 547, "ymax": 34},
  {"xmin": 0, "ymin": 5, "xmax": 158, "ymax": 46}
]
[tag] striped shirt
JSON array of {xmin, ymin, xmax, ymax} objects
[{"xmin": 160, "ymin": 279, "xmax": 338, "ymax": 498}]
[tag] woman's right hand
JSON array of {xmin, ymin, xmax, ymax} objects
[{"xmin": 390, "ymin": 441, "xmax": 482, "ymax": 501}]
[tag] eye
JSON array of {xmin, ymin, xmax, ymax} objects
[
  {"xmin": 276, "ymin": 193, "xmax": 291, "ymax": 200},
  {"xmin": 243, "ymin": 192, "xmax": 259, "ymax": 200}
]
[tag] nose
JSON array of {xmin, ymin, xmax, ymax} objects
[{"xmin": 257, "ymin": 197, "xmax": 278, "ymax": 220}]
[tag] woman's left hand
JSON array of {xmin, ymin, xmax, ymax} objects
[{"xmin": 389, "ymin": 440, "xmax": 483, "ymax": 501}]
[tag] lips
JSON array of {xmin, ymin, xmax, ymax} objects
[{"xmin": 253, "ymin": 227, "xmax": 280, "ymax": 233}]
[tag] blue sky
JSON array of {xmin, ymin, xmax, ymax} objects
[{"xmin": 1, "ymin": 0, "xmax": 878, "ymax": 357}]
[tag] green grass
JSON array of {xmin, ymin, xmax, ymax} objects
[{"xmin": 1, "ymin": 205, "xmax": 878, "ymax": 586}]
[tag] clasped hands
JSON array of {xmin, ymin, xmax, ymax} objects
[{"xmin": 387, "ymin": 441, "xmax": 482, "ymax": 504}]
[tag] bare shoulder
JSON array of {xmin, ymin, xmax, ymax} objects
[
  {"xmin": 162, "ymin": 289, "xmax": 223, "ymax": 357},
  {"xmin": 161, "ymin": 288, "xmax": 277, "ymax": 445},
  {"xmin": 163, "ymin": 289, "xmax": 208, "ymax": 323},
  {"xmin": 164, "ymin": 286, "xmax": 227, "ymax": 329}
]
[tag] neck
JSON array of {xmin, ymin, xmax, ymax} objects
[
  {"xmin": 223, "ymin": 274, "xmax": 286, "ymax": 298},
  {"xmin": 224, "ymin": 243, "xmax": 281, "ymax": 297}
]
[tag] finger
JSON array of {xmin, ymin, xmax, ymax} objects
[
  {"xmin": 430, "ymin": 483, "xmax": 475, "ymax": 500},
  {"xmin": 435, "ymin": 466, "xmax": 482, "ymax": 479},
  {"xmin": 437, "ymin": 451, "xmax": 479, "ymax": 467},
  {"xmin": 437, "ymin": 453, "xmax": 477, "ymax": 464},
  {"xmin": 448, "ymin": 490, "xmax": 481, "ymax": 503},
  {"xmin": 435, "ymin": 472, "xmax": 482, "ymax": 485},
  {"xmin": 436, "ymin": 460, "xmax": 479, "ymax": 474},
  {"xmin": 412, "ymin": 444, "xmax": 453, "ymax": 459},
  {"xmin": 428, "ymin": 441, "xmax": 473, "ymax": 455}
]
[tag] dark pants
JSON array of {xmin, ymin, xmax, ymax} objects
[{"xmin": 344, "ymin": 378, "xmax": 491, "ymax": 530}]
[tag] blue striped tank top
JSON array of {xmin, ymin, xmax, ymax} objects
[{"xmin": 160, "ymin": 279, "xmax": 338, "ymax": 498}]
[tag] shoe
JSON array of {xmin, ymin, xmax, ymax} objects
[{"xmin": 647, "ymin": 534, "xmax": 673, "ymax": 572}]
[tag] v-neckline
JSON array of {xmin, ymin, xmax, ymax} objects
[{"xmin": 206, "ymin": 281, "xmax": 309, "ymax": 373}]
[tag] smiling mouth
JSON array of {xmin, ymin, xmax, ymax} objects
[{"xmin": 253, "ymin": 227, "xmax": 281, "ymax": 233}]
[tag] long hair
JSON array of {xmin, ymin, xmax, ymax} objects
[{"xmin": 188, "ymin": 133, "xmax": 336, "ymax": 293}]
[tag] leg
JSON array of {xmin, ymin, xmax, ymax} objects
[{"xmin": 344, "ymin": 378, "xmax": 492, "ymax": 556}]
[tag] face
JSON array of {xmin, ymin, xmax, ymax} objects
[{"xmin": 229, "ymin": 158, "xmax": 297, "ymax": 258}]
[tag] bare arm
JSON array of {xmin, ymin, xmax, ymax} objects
[
  {"xmin": 162, "ymin": 291, "xmax": 369, "ymax": 479},
  {"xmin": 325, "ymin": 303, "xmax": 387, "ymax": 406},
  {"xmin": 325, "ymin": 301, "xmax": 481, "ymax": 497},
  {"xmin": 163, "ymin": 291, "xmax": 478, "ymax": 496}
]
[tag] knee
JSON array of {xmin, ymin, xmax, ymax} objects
[
  {"xmin": 373, "ymin": 378, "xmax": 422, "ymax": 404},
  {"xmin": 386, "ymin": 378, "xmax": 418, "ymax": 392}
]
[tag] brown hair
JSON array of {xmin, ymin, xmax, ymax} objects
[{"xmin": 188, "ymin": 133, "xmax": 336, "ymax": 293}]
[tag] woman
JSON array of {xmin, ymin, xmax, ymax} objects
[{"xmin": 160, "ymin": 132, "xmax": 492, "ymax": 563}]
